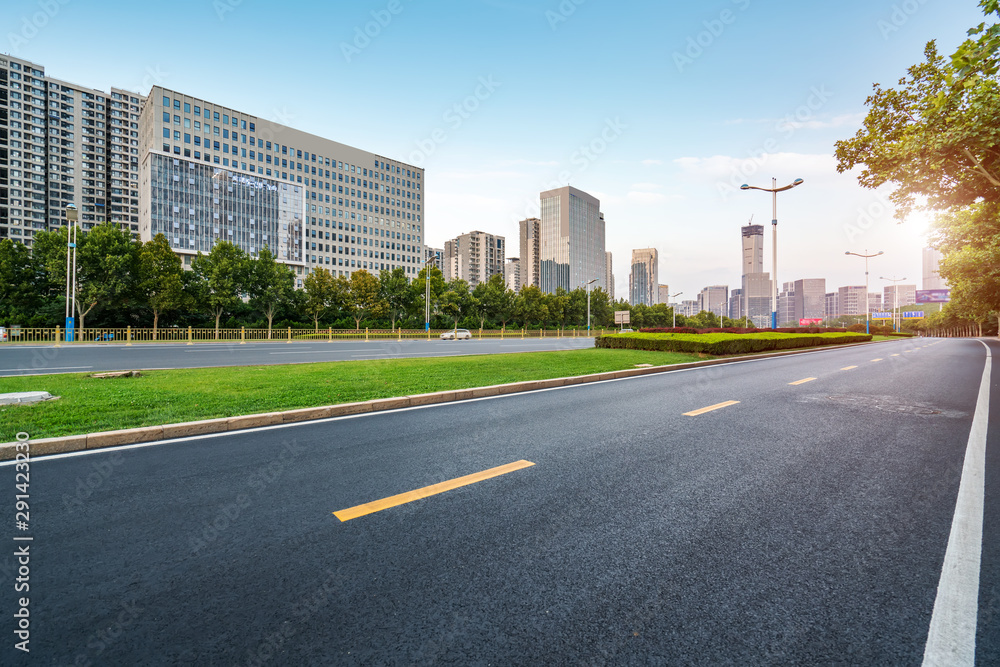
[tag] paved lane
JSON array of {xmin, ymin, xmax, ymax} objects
[
  {"xmin": 0, "ymin": 336, "xmax": 596, "ymax": 376},
  {"xmin": 1, "ymin": 337, "xmax": 995, "ymax": 664}
]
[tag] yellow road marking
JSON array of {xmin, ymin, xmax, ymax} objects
[
  {"xmin": 683, "ymin": 400, "xmax": 740, "ymax": 416},
  {"xmin": 788, "ymin": 377, "xmax": 817, "ymax": 385},
  {"xmin": 871, "ymin": 358, "xmax": 883, "ymax": 362},
  {"xmin": 841, "ymin": 365, "xmax": 858, "ymax": 370},
  {"xmin": 333, "ymin": 460, "xmax": 535, "ymax": 522},
  {"xmin": 891, "ymin": 353, "xmax": 900, "ymax": 357}
]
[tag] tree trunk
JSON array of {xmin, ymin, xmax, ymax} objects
[
  {"xmin": 214, "ymin": 308, "xmax": 222, "ymax": 340},
  {"xmin": 153, "ymin": 310, "xmax": 159, "ymax": 341},
  {"xmin": 354, "ymin": 317, "xmax": 362, "ymax": 331},
  {"xmin": 314, "ymin": 314, "xmax": 319, "ymax": 333}
]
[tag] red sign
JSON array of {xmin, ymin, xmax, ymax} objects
[{"xmin": 799, "ymin": 318, "xmax": 823, "ymax": 326}]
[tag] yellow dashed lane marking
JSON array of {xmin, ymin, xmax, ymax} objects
[
  {"xmin": 333, "ymin": 460, "xmax": 535, "ymax": 522},
  {"xmin": 683, "ymin": 400, "xmax": 740, "ymax": 416},
  {"xmin": 841, "ymin": 365, "xmax": 858, "ymax": 370},
  {"xmin": 788, "ymin": 377, "xmax": 817, "ymax": 385}
]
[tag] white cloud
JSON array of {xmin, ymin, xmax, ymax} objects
[{"xmin": 641, "ymin": 158, "xmax": 663, "ymax": 166}]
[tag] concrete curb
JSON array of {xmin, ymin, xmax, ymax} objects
[{"xmin": 0, "ymin": 340, "xmax": 884, "ymax": 461}]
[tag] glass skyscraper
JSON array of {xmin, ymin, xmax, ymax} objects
[{"xmin": 538, "ymin": 186, "xmax": 605, "ymax": 294}]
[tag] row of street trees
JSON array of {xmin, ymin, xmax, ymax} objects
[
  {"xmin": 1, "ymin": 224, "xmax": 740, "ymax": 333},
  {"xmin": 835, "ymin": 0, "xmax": 1000, "ymax": 336}
]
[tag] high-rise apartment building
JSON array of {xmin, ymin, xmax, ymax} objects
[
  {"xmin": 922, "ymin": 247, "xmax": 948, "ymax": 290},
  {"xmin": 539, "ymin": 186, "xmax": 605, "ymax": 294},
  {"xmin": 698, "ymin": 285, "xmax": 728, "ymax": 318},
  {"xmin": 442, "ymin": 230, "xmax": 505, "ymax": 288},
  {"xmin": 0, "ymin": 56, "xmax": 144, "ymax": 246},
  {"xmin": 883, "ymin": 284, "xmax": 916, "ymax": 310},
  {"xmin": 518, "ymin": 217, "xmax": 540, "ymax": 290},
  {"xmin": 792, "ymin": 278, "xmax": 826, "ymax": 321},
  {"xmin": 140, "ymin": 86, "xmax": 425, "ymax": 283},
  {"xmin": 504, "ymin": 257, "xmax": 520, "ymax": 292},
  {"xmin": 629, "ymin": 248, "xmax": 658, "ymax": 306},
  {"xmin": 605, "ymin": 251, "xmax": 614, "ymax": 301}
]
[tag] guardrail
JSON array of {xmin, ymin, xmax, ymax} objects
[{"xmin": 0, "ymin": 326, "xmax": 610, "ymax": 345}]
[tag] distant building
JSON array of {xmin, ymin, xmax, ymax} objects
[
  {"xmin": 425, "ymin": 247, "xmax": 443, "ymax": 273},
  {"xmin": 869, "ymin": 292, "xmax": 882, "ymax": 314},
  {"xmin": 443, "ymin": 230, "xmax": 505, "ymax": 288},
  {"xmin": 629, "ymin": 248, "xmax": 659, "ymax": 305},
  {"xmin": 539, "ymin": 187, "xmax": 606, "ymax": 293},
  {"xmin": 793, "ymin": 279, "xmax": 826, "ymax": 321},
  {"xmin": 605, "ymin": 251, "xmax": 615, "ymax": 300},
  {"xmin": 658, "ymin": 284, "xmax": 670, "ymax": 306},
  {"xmin": 778, "ymin": 282, "xmax": 795, "ymax": 326},
  {"xmin": 837, "ymin": 286, "xmax": 867, "ymax": 316},
  {"xmin": 741, "ymin": 224, "xmax": 771, "ymax": 327},
  {"xmin": 883, "ymin": 284, "xmax": 917, "ymax": 310},
  {"xmin": 698, "ymin": 285, "xmax": 728, "ymax": 318},
  {"xmin": 505, "ymin": 257, "xmax": 520, "ymax": 292},
  {"xmin": 680, "ymin": 300, "xmax": 699, "ymax": 317},
  {"xmin": 825, "ymin": 292, "xmax": 839, "ymax": 319},
  {"xmin": 728, "ymin": 288, "xmax": 744, "ymax": 320},
  {"xmin": 519, "ymin": 217, "xmax": 541, "ymax": 290},
  {"xmin": 922, "ymin": 247, "xmax": 948, "ymax": 290}
]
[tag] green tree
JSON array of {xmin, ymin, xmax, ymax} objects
[
  {"xmin": 347, "ymin": 269, "xmax": 382, "ymax": 329},
  {"xmin": 248, "ymin": 246, "xmax": 296, "ymax": 339},
  {"xmin": 138, "ymin": 234, "xmax": 189, "ymax": 338},
  {"xmin": 410, "ymin": 266, "xmax": 446, "ymax": 326},
  {"xmin": 191, "ymin": 241, "xmax": 249, "ymax": 338},
  {"xmin": 379, "ymin": 267, "xmax": 414, "ymax": 330},
  {"xmin": 515, "ymin": 285, "xmax": 548, "ymax": 327},
  {"xmin": 0, "ymin": 239, "xmax": 43, "ymax": 324},
  {"xmin": 439, "ymin": 278, "xmax": 470, "ymax": 330},
  {"xmin": 588, "ymin": 287, "xmax": 612, "ymax": 328},
  {"xmin": 303, "ymin": 267, "xmax": 336, "ymax": 331},
  {"xmin": 935, "ymin": 202, "xmax": 1000, "ymax": 332},
  {"xmin": 74, "ymin": 222, "xmax": 140, "ymax": 331}
]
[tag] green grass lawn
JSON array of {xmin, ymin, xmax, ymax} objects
[{"xmin": 0, "ymin": 348, "xmax": 702, "ymax": 441}]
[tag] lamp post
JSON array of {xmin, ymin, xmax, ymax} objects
[
  {"xmin": 670, "ymin": 291, "xmax": 682, "ymax": 328},
  {"xmin": 740, "ymin": 177, "xmax": 804, "ymax": 329},
  {"xmin": 65, "ymin": 204, "xmax": 78, "ymax": 342},
  {"xmin": 845, "ymin": 250, "xmax": 883, "ymax": 334},
  {"xmin": 585, "ymin": 278, "xmax": 597, "ymax": 334},
  {"xmin": 423, "ymin": 255, "xmax": 437, "ymax": 332},
  {"xmin": 881, "ymin": 275, "xmax": 906, "ymax": 332}
]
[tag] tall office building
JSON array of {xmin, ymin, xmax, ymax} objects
[
  {"xmin": 504, "ymin": 257, "xmax": 520, "ymax": 292},
  {"xmin": 793, "ymin": 278, "xmax": 826, "ymax": 321},
  {"xmin": 629, "ymin": 248, "xmax": 658, "ymax": 306},
  {"xmin": 0, "ymin": 56, "xmax": 144, "ymax": 246},
  {"xmin": 698, "ymin": 285, "xmax": 728, "ymax": 318},
  {"xmin": 837, "ymin": 285, "xmax": 867, "ymax": 316},
  {"xmin": 740, "ymin": 224, "xmax": 771, "ymax": 327},
  {"xmin": 605, "ymin": 251, "xmax": 614, "ymax": 300},
  {"xmin": 140, "ymin": 86, "xmax": 425, "ymax": 284},
  {"xmin": 729, "ymin": 288, "xmax": 744, "ymax": 320},
  {"xmin": 442, "ymin": 230, "xmax": 505, "ymax": 288},
  {"xmin": 922, "ymin": 247, "xmax": 948, "ymax": 290},
  {"xmin": 778, "ymin": 282, "xmax": 795, "ymax": 325},
  {"xmin": 658, "ymin": 284, "xmax": 670, "ymax": 306},
  {"xmin": 825, "ymin": 292, "xmax": 839, "ymax": 319},
  {"xmin": 539, "ymin": 186, "xmax": 605, "ymax": 294},
  {"xmin": 883, "ymin": 284, "xmax": 916, "ymax": 310},
  {"xmin": 518, "ymin": 217, "xmax": 540, "ymax": 290}
]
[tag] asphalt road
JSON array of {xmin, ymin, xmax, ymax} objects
[
  {"xmin": 1, "ymin": 337, "xmax": 997, "ymax": 664},
  {"xmin": 0, "ymin": 336, "xmax": 597, "ymax": 377}
]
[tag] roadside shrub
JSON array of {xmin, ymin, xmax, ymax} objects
[
  {"xmin": 640, "ymin": 326, "xmax": 848, "ymax": 335},
  {"xmin": 596, "ymin": 331, "xmax": 872, "ymax": 355}
]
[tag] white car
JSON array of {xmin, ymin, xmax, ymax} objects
[{"xmin": 440, "ymin": 329, "xmax": 472, "ymax": 340}]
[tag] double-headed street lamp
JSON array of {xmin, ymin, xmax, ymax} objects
[
  {"xmin": 845, "ymin": 249, "xmax": 883, "ymax": 334},
  {"xmin": 881, "ymin": 275, "xmax": 907, "ymax": 332},
  {"xmin": 740, "ymin": 177, "xmax": 804, "ymax": 329},
  {"xmin": 670, "ymin": 291, "xmax": 682, "ymax": 328},
  {"xmin": 423, "ymin": 255, "xmax": 438, "ymax": 332},
  {"xmin": 585, "ymin": 278, "xmax": 597, "ymax": 334}
]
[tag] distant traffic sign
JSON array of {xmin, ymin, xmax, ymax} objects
[
  {"xmin": 871, "ymin": 313, "xmax": 892, "ymax": 319},
  {"xmin": 902, "ymin": 311, "xmax": 925, "ymax": 319},
  {"xmin": 614, "ymin": 311, "xmax": 630, "ymax": 324}
]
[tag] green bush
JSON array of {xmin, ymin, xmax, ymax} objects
[{"xmin": 595, "ymin": 331, "xmax": 872, "ymax": 355}]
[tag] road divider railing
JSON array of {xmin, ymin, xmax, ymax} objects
[{"xmin": 0, "ymin": 326, "xmax": 612, "ymax": 345}]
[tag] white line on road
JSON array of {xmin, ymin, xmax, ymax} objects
[{"xmin": 922, "ymin": 340, "xmax": 992, "ymax": 667}]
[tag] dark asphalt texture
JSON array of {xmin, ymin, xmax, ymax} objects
[
  {"xmin": 1, "ymin": 337, "xmax": 996, "ymax": 665},
  {"xmin": 0, "ymin": 337, "xmax": 596, "ymax": 377}
]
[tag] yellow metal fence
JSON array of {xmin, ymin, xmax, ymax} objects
[{"xmin": 1, "ymin": 327, "xmax": 609, "ymax": 345}]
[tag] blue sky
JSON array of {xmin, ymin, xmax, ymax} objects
[{"xmin": 3, "ymin": 0, "xmax": 989, "ymax": 299}]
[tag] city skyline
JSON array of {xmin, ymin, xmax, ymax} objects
[{"xmin": 0, "ymin": 0, "xmax": 987, "ymax": 298}]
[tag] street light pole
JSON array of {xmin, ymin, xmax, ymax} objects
[
  {"xmin": 740, "ymin": 177, "xmax": 804, "ymax": 329},
  {"xmin": 881, "ymin": 275, "xmax": 907, "ymax": 332},
  {"xmin": 65, "ymin": 204, "xmax": 78, "ymax": 342},
  {"xmin": 423, "ymin": 255, "xmax": 437, "ymax": 332},
  {"xmin": 585, "ymin": 278, "xmax": 597, "ymax": 334},
  {"xmin": 845, "ymin": 250, "xmax": 883, "ymax": 334},
  {"xmin": 670, "ymin": 291, "xmax": 682, "ymax": 329}
]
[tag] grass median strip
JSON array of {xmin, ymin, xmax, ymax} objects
[
  {"xmin": 333, "ymin": 460, "xmax": 535, "ymax": 522},
  {"xmin": 0, "ymin": 348, "xmax": 702, "ymax": 440}
]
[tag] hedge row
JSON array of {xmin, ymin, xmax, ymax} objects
[
  {"xmin": 639, "ymin": 327, "xmax": 849, "ymax": 335},
  {"xmin": 596, "ymin": 331, "xmax": 872, "ymax": 355}
]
